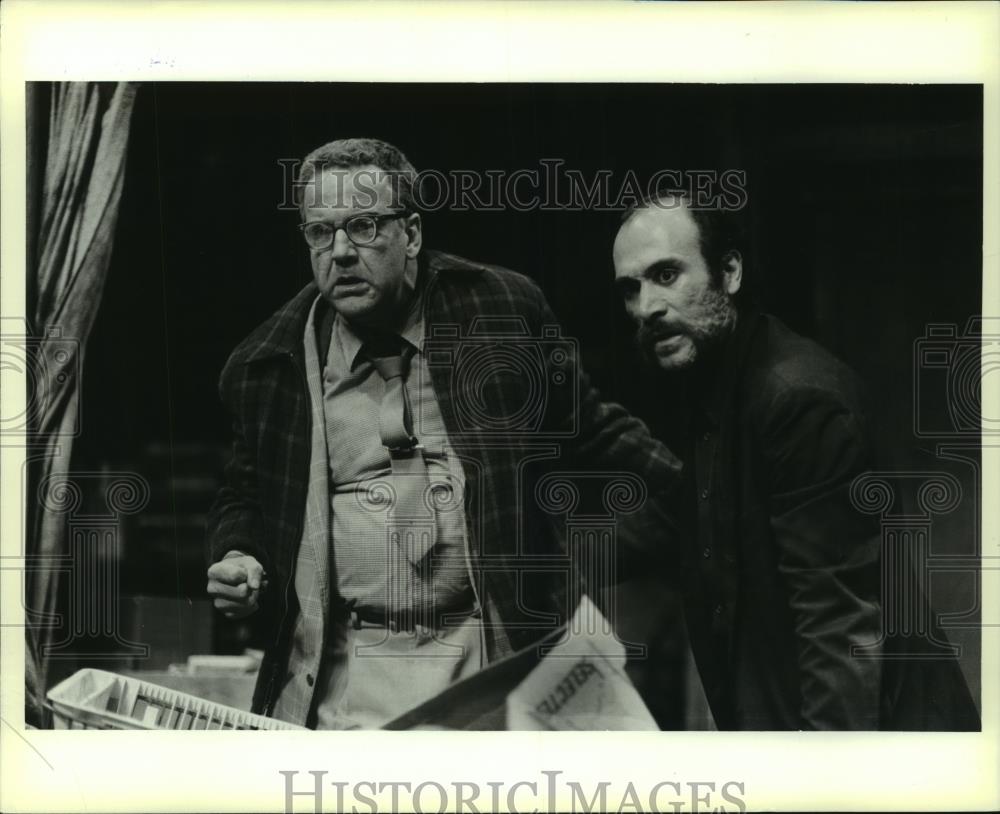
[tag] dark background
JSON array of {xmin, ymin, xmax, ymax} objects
[{"xmin": 59, "ymin": 83, "xmax": 983, "ymax": 719}]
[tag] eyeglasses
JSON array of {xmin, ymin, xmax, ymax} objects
[{"xmin": 298, "ymin": 211, "xmax": 409, "ymax": 249}]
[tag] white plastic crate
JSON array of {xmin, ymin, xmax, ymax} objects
[{"xmin": 46, "ymin": 668, "xmax": 304, "ymax": 730}]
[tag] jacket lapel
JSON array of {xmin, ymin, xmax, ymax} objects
[
  {"xmin": 299, "ymin": 295, "xmax": 333, "ymax": 629},
  {"xmin": 244, "ymin": 282, "xmax": 322, "ymax": 363}
]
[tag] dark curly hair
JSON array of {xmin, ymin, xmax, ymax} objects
[{"xmin": 620, "ymin": 177, "xmax": 747, "ymax": 287}]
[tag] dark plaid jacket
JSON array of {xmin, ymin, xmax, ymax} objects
[{"xmin": 207, "ymin": 250, "xmax": 683, "ymax": 716}]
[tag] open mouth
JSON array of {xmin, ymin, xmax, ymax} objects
[
  {"xmin": 334, "ymin": 275, "xmax": 368, "ymax": 289},
  {"xmin": 645, "ymin": 328, "xmax": 680, "ymax": 342},
  {"xmin": 652, "ymin": 333, "xmax": 684, "ymax": 350}
]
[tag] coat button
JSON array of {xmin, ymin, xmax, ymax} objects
[
  {"xmin": 306, "ymin": 673, "xmax": 314, "ymax": 687},
  {"xmin": 702, "ymin": 547, "xmax": 712, "ymax": 559},
  {"xmin": 700, "ymin": 488, "xmax": 710, "ymax": 500},
  {"xmin": 702, "ymin": 431, "xmax": 711, "ymax": 442},
  {"xmin": 714, "ymin": 604, "xmax": 723, "ymax": 615}
]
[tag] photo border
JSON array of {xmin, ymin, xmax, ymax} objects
[{"xmin": 1, "ymin": 2, "xmax": 998, "ymax": 812}]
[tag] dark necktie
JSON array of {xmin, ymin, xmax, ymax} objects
[{"xmin": 365, "ymin": 335, "xmax": 437, "ymax": 565}]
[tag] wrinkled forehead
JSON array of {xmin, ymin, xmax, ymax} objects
[
  {"xmin": 301, "ymin": 164, "xmax": 401, "ymax": 214},
  {"xmin": 613, "ymin": 202, "xmax": 703, "ymax": 276}
]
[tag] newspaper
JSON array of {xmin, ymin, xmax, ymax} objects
[{"xmin": 506, "ymin": 596, "xmax": 659, "ymax": 730}]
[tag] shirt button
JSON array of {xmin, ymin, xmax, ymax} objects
[
  {"xmin": 306, "ymin": 673, "xmax": 314, "ymax": 687},
  {"xmin": 700, "ymin": 488, "xmax": 710, "ymax": 500},
  {"xmin": 702, "ymin": 547, "xmax": 712, "ymax": 559}
]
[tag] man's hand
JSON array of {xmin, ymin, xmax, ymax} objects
[{"xmin": 207, "ymin": 552, "xmax": 267, "ymax": 619}]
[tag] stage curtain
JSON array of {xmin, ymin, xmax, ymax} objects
[{"xmin": 25, "ymin": 82, "xmax": 140, "ymax": 724}]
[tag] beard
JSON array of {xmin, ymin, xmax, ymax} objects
[{"xmin": 636, "ymin": 284, "xmax": 737, "ymax": 373}]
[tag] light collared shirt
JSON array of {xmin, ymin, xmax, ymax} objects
[{"xmin": 309, "ymin": 294, "xmax": 485, "ymax": 729}]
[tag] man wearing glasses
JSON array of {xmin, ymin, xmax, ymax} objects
[{"xmin": 205, "ymin": 138, "xmax": 683, "ymax": 728}]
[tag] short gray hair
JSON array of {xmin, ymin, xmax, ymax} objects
[{"xmin": 295, "ymin": 137, "xmax": 418, "ymax": 214}]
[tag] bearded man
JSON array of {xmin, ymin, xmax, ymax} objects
[{"xmin": 612, "ymin": 189, "xmax": 976, "ymax": 730}]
